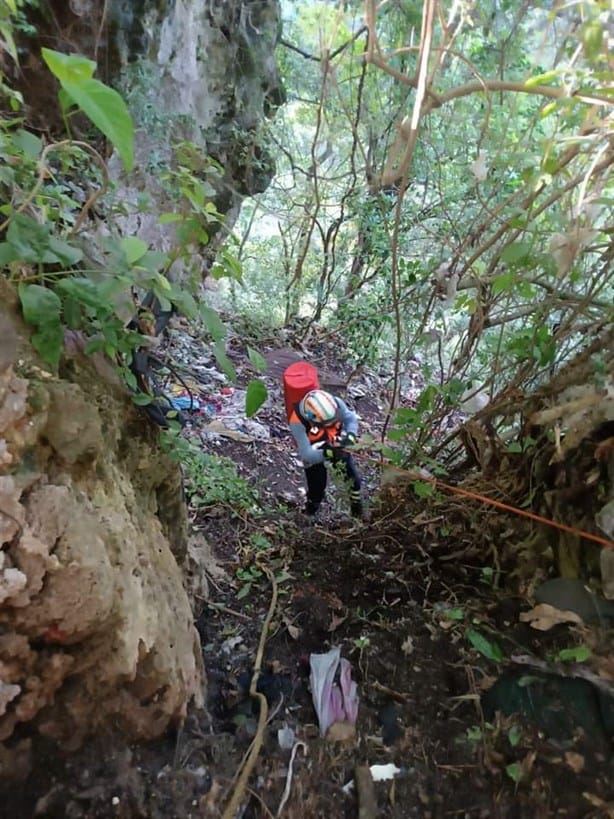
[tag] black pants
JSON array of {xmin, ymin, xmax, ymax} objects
[{"xmin": 304, "ymin": 451, "xmax": 362, "ymax": 513}]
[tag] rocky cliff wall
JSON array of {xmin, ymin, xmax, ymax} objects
[{"xmin": 0, "ymin": 281, "xmax": 203, "ymax": 772}]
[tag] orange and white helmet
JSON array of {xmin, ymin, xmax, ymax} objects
[{"xmin": 299, "ymin": 390, "xmax": 339, "ymax": 426}]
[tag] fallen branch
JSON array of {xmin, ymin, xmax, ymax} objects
[{"xmin": 222, "ymin": 565, "xmax": 279, "ymax": 819}]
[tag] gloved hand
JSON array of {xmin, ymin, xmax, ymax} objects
[
  {"xmin": 323, "ymin": 445, "xmax": 336, "ymax": 460},
  {"xmin": 337, "ymin": 431, "xmax": 357, "ymax": 448}
]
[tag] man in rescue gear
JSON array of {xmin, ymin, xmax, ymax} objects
[{"xmin": 288, "ymin": 389, "xmax": 363, "ymax": 518}]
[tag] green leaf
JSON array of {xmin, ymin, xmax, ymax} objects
[
  {"xmin": 41, "ymin": 48, "xmax": 95, "ymax": 83},
  {"xmin": 508, "ymin": 725, "xmax": 522, "ymax": 747},
  {"xmin": 12, "ymin": 128, "xmax": 42, "ymax": 158},
  {"xmin": 135, "ymin": 250, "xmax": 169, "ymax": 273},
  {"xmin": 236, "ymin": 583, "xmax": 252, "ymax": 600},
  {"xmin": 131, "ymin": 393, "xmax": 153, "ymax": 406},
  {"xmin": 0, "ymin": 22, "xmax": 17, "ymax": 61},
  {"xmin": 524, "ymin": 70, "xmax": 559, "ymax": 88},
  {"xmin": 442, "ymin": 608, "xmax": 464, "ymax": 621},
  {"xmin": 200, "ymin": 304, "xmax": 227, "ymax": 341},
  {"xmin": 581, "ymin": 20, "xmax": 603, "ymax": 60},
  {"xmin": 466, "ymin": 629, "xmax": 504, "ymax": 662},
  {"xmin": 505, "ymin": 762, "xmax": 523, "ymax": 783},
  {"xmin": 412, "ymin": 480, "xmax": 434, "ymax": 499},
  {"xmin": 61, "ymin": 78, "xmax": 134, "ymax": 172},
  {"xmin": 0, "ymin": 242, "xmax": 17, "ymax": 266},
  {"xmin": 120, "ymin": 236, "xmax": 148, "ymax": 264},
  {"xmin": 46, "ymin": 236, "xmax": 83, "ymax": 266},
  {"xmin": 557, "ymin": 645, "xmax": 591, "ymax": 663},
  {"xmin": 500, "ymin": 242, "xmax": 531, "ymax": 265},
  {"xmin": 168, "ymin": 287, "xmax": 198, "ymax": 320},
  {"xmin": 247, "ymin": 347, "xmax": 267, "ymax": 373},
  {"xmin": 158, "ymin": 212, "xmax": 185, "ymax": 224},
  {"xmin": 7, "ymin": 214, "xmax": 52, "ymax": 263},
  {"xmin": 245, "ymin": 380, "xmax": 268, "ymax": 417},
  {"xmin": 56, "ymin": 277, "xmax": 103, "ymax": 309},
  {"xmin": 214, "ymin": 339, "xmax": 237, "ymax": 382},
  {"xmin": 492, "ymin": 270, "xmax": 516, "ymax": 294},
  {"xmin": 18, "ymin": 283, "xmax": 63, "ymax": 370}
]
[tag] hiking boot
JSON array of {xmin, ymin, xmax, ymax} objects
[
  {"xmin": 304, "ymin": 501, "xmax": 321, "ymax": 517},
  {"xmin": 351, "ymin": 502, "xmax": 365, "ymax": 519}
]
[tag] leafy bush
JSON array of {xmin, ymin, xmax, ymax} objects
[{"xmin": 182, "ymin": 449, "xmax": 258, "ymax": 516}]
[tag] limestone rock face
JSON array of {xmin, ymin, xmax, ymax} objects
[
  {"xmin": 14, "ymin": 0, "xmax": 284, "ymax": 280},
  {"xmin": 0, "ymin": 287, "xmax": 203, "ymax": 756}
]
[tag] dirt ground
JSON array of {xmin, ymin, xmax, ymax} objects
[{"xmin": 1, "ymin": 340, "xmax": 612, "ymax": 819}]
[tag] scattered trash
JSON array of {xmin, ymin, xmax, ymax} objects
[
  {"xmin": 277, "ymin": 724, "xmax": 296, "ymax": 751},
  {"xmin": 309, "ymin": 646, "xmax": 359, "ymax": 737},
  {"xmin": 342, "ymin": 763, "xmax": 402, "ymax": 794},
  {"xmin": 221, "ymin": 635, "xmax": 243, "ymax": 654},
  {"xmin": 275, "ymin": 741, "xmax": 307, "ymax": 817},
  {"xmin": 202, "ymin": 420, "xmax": 255, "ymax": 443},
  {"xmin": 534, "ymin": 578, "xmax": 614, "ymax": 625},
  {"xmin": 519, "ymin": 603, "xmax": 583, "ymax": 631},
  {"xmin": 169, "ymin": 395, "xmax": 200, "ymax": 411}
]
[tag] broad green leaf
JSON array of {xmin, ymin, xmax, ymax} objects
[
  {"xmin": 12, "ymin": 128, "xmax": 42, "ymax": 158},
  {"xmin": 56, "ymin": 277, "xmax": 102, "ymax": 309},
  {"xmin": 19, "ymin": 283, "xmax": 61, "ymax": 323},
  {"xmin": 18, "ymin": 283, "xmax": 63, "ymax": 370},
  {"xmin": 557, "ymin": 645, "xmax": 591, "ymax": 663},
  {"xmin": 500, "ymin": 242, "xmax": 531, "ymax": 265},
  {"xmin": 5, "ymin": 0, "xmax": 17, "ymax": 14},
  {"xmin": 7, "ymin": 214, "xmax": 52, "ymax": 263},
  {"xmin": 200, "ymin": 304, "xmax": 226, "ymax": 341},
  {"xmin": 62, "ymin": 296, "xmax": 81, "ymax": 329},
  {"xmin": 467, "ymin": 628, "xmax": 504, "ymax": 662},
  {"xmin": 61, "ymin": 78, "xmax": 134, "ymax": 171},
  {"xmin": 45, "ymin": 236, "xmax": 83, "ymax": 266},
  {"xmin": 492, "ymin": 271, "xmax": 517, "ymax": 294},
  {"xmin": 134, "ymin": 250, "xmax": 169, "ymax": 273},
  {"xmin": 245, "ymin": 380, "xmax": 267, "ymax": 417},
  {"xmin": 131, "ymin": 393, "xmax": 153, "ymax": 406},
  {"xmin": 247, "ymin": 347, "xmax": 267, "ymax": 373},
  {"xmin": 120, "ymin": 236, "xmax": 148, "ymax": 264},
  {"xmin": 0, "ymin": 242, "xmax": 17, "ymax": 265},
  {"xmin": 168, "ymin": 287, "xmax": 198, "ymax": 320},
  {"xmin": 214, "ymin": 340, "xmax": 237, "ymax": 382},
  {"xmin": 41, "ymin": 48, "xmax": 95, "ymax": 83},
  {"xmin": 0, "ymin": 22, "xmax": 17, "ymax": 61}
]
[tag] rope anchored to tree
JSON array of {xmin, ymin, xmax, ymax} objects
[{"xmin": 351, "ymin": 450, "xmax": 614, "ymax": 550}]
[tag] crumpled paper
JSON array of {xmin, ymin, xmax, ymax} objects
[{"xmin": 309, "ymin": 646, "xmax": 359, "ymax": 736}]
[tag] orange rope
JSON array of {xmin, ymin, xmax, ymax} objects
[{"xmin": 351, "ymin": 451, "xmax": 614, "ymax": 550}]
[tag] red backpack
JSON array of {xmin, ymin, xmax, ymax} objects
[{"xmin": 282, "ymin": 361, "xmax": 320, "ymax": 422}]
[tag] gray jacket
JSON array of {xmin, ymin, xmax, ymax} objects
[{"xmin": 289, "ymin": 396, "xmax": 359, "ymax": 466}]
